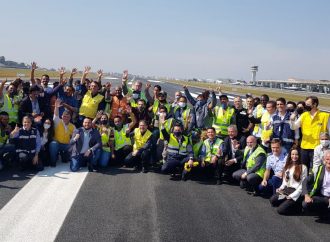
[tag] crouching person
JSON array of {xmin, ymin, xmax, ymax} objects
[
  {"xmin": 161, "ymin": 121, "xmax": 194, "ymax": 178},
  {"xmin": 124, "ymin": 120, "xmax": 152, "ymax": 173},
  {"xmin": 69, "ymin": 118, "xmax": 101, "ymax": 172},
  {"xmin": 10, "ymin": 116, "xmax": 43, "ymax": 171},
  {"xmin": 303, "ymin": 150, "xmax": 330, "ymax": 219},
  {"xmin": 232, "ymin": 135, "xmax": 266, "ymax": 193},
  {"xmin": 196, "ymin": 127, "xmax": 223, "ymax": 184}
]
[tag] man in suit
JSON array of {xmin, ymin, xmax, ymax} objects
[
  {"xmin": 69, "ymin": 117, "xmax": 101, "ymax": 172},
  {"xmin": 219, "ymin": 125, "xmax": 245, "ymax": 183}
]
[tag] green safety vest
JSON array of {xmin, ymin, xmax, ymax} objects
[
  {"xmin": 0, "ymin": 94, "xmax": 20, "ymax": 123},
  {"xmin": 253, "ymin": 104, "xmax": 265, "ymax": 135},
  {"xmin": 244, "ymin": 146, "xmax": 266, "ymax": 178},
  {"xmin": 310, "ymin": 165, "xmax": 324, "ymax": 197},
  {"xmin": 114, "ymin": 124, "xmax": 132, "ymax": 151},
  {"xmin": 152, "ymin": 100, "xmax": 171, "ymax": 115},
  {"xmin": 167, "ymin": 134, "xmax": 189, "ymax": 156},
  {"xmin": 159, "ymin": 118, "xmax": 173, "ymax": 140},
  {"xmin": 193, "ymin": 140, "xmax": 203, "ymax": 158},
  {"xmin": 173, "ymin": 106, "xmax": 191, "ymax": 128},
  {"xmin": 128, "ymin": 88, "xmax": 147, "ymax": 102},
  {"xmin": 204, "ymin": 138, "xmax": 223, "ymax": 162},
  {"xmin": 99, "ymin": 127, "xmax": 111, "ymax": 152},
  {"xmin": 212, "ymin": 106, "xmax": 234, "ymax": 136},
  {"xmin": 0, "ymin": 130, "xmax": 8, "ymax": 145}
]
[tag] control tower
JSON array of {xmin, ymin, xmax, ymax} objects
[{"xmin": 251, "ymin": 66, "xmax": 258, "ymax": 84}]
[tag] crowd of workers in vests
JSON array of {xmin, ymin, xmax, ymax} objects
[{"xmin": 0, "ymin": 63, "xmax": 329, "ymax": 219}]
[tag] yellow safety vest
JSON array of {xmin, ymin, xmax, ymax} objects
[
  {"xmin": 167, "ymin": 134, "xmax": 189, "ymax": 156},
  {"xmin": 133, "ymin": 128, "xmax": 152, "ymax": 152},
  {"xmin": 253, "ymin": 104, "xmax": 265, "ymax": 135},
  {"xmin": 79, "ymin": 90, "xmax": 104, "ymax": 118},
  {"xmin": 193, "ymin": 140, "xmax": 203, "ymax": 158},
  {"xmin": 244, "ymin": 146, "xmax": 266, "ymax": 178},
  {"xmin": 0, "ymin": 131, "xmax": 8, "ymax": 145},
  {"xmin": 152, "ymin": 100, "xmax": 171, "ymax": 115},
  {"xmin": 159, "ymin": 118, "xmax": 173, "ymax": 140},
  {"xmin": 99, "ymin": 126, "xmax": 111, "ymax": 152},
  {"xmin": 261, "ymin": 112, "xmax": 273, "ymax": 142},
  {"xmin": 204, "ymin": 138, "xmax": 223, "ymax": 162},
  {"xmin": 114, "ymin": 124, "xmax": 132, "ymax": 151},
  {"xmin": 54, "ymin": 120, "xmax": 75, "ymax": 144},
  {"xmin": 300, "ymin": 111, "xmax": 329, "ymax": 149},
  {"xmin": 0, "ymin": 94, "xmax": 20, "ymax": 123},
  {"xmin": 212, "ymin": 106, "xmax": 234, "ymax": 135},
  {"xmin": 174, "ymin": 106, "xmax": 191, "ymax": 129}
]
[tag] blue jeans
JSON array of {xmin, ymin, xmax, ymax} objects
[
  {"xmin": 49, "ymin": 141, "xmax": 70, "ymax": 166},
  {"xmin": 99, "ymin": 150, "xmax": 111, "ymax": 167},
  {"xmin": 70, "ymin": 149, "xmax": 101, "ymax": 172},
  {"xmin": 258, "ymin": 175, "xmax": 282, "ymax": 195}
]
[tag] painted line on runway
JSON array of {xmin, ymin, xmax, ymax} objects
[{"xmin": 0, "ymin": 163, "xmax": 88, "ymax": 242}]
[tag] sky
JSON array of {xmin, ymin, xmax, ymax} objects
[{"xmin": 1, "ymin": 0, "xmax": 330, "ymax": 80}]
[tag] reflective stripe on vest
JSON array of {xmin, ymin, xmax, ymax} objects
[
  {"xmin": 167, "ymin": 134, "xmax": 189, "ymax": 156},
  {"xmin": 301, "ymin": 111, "xmax": 329, "ymax": 149},
  {"xmin": 212, "ymin": 106, "xmax": 234, "ymax": 135},
  {"xmin": 310, "ymin": 165, "xmax": 324, "ymax": 197},
  {"xmin": 114, "ymin": 124, "xmax": 132, "ymax": 150},
  {"xmin": 0, "ymin": 94, "xmax": 20, "ymax": 123},
  {"xmin": 79, "ymin": 91, "xmax": 104, "ymax": 118},
  {"xmin": 204, "ymin": 138, "xmax": 223, "ymax": 162},
  {"xmin": 244, "ymin": 146, "xmax": 266, "ymax": 178},
  {"xmin": 159, "ymin": 118, "xmax": 173, "ymax": 140},
  {"xmin": 133, "ymin": 128, "xmax": 152, "ymax": 152},
  {"xmin": 54, "ymin": 120, "xmax": 75, "ymax": 144}
]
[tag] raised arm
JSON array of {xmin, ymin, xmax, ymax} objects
[
  {"xmin": 96, "ymin": 69, "xmax": 103, "ymax": 84},
  {"xmin": 144, "ymin": 82, "xmax": 154, "ymax": 105},
  {"xmin": 208, "ymin": 91, "xmax": 217, "ymax": 110},
  {"xmin": 183, "ymin": 86, "xmax": 196, "ymax": 106},
  {"xmin": 127, "ymin": 106, "xmax": 137, "ymax": 130},
  {"xmin": 69, "ymin": 68, "xmax": 77, "ymax": 86},
  {"xmin": 81, "ymin": 66, "xmax": 91, "ymax": 85},
  {"xmin": 30, "ymin": 62, "xmax": 38, "ymax": 85},
  {"xmin": 0, "ymin": 79, "xmax": 7, "ymax": 97},
  {"xmin": 122, "ymin": 70, "xmax": 129, "ymax": 95}
]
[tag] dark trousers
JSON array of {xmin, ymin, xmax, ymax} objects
[
  {"xmin": 232, "ymin": 169, "xmax": 262, "ymax": 190},
  {"xmin": 161, "ymin": 156, "xmax": 190, "ymax": 174},
  {"xmin": 258, "ymin": 176, "xmax": 282, "ymax": 196},
  {"xmin": 301, "ymin": 148, "xmax": 314, "ymax": 172},
  {"xmin": 302, "ymin": 195, "xmax": 330, "ymax": 214},
  {"xmin": 17, "ymin": 152, "xmax": 43, "ymax": 171},
  {"xmin": 218, "ymin": 160, "xmax": 240, "ymax": 182},
  {"xmin": 270, "ymin": 193, "xmax": 303, "ymax": 215},
  {"xmin": 114, "ymin": 145, "xmax": 133, "ymax": 165},
  {"xmin": 124, "ymin": 149, "xmax": 151, "ymax": 168}
]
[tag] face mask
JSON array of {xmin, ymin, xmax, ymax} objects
[
  {"xmin": 305, "ymin": 105, "xmax": 312, "ymax": 111},
  {"xmin": 221, "ymin": 103, "xmax": 227, "ymax": 109},
  {"xmin": 175, "ymin": 95, "xmax": 181, "ymax": 100},
  {"xmin": 296, "ymin": 108, "xmax": 304, "ymax": 115},
  {"xmin": 132, "ymin": 93, "xmax": 139, "ymax": 99},
  {"xmin": 43, "ymin": 124, "xmax": 50, "ymax": 129},
  {"xmin": 287, "ymin": 108, "xmax": 294, "ymax": 113},
  {"xmin": 196, "ymin": 100, "xmax": 205, "ymax": 107},
  {"xmin": 100, "ymin": 120, "xmax": 108, "ymax": 125},
  {"xmin": 173, "ymin": 131, "xmax": 182, "ymax": 137},
  {"xmin": 320, "ymin": 140, "xmax": 330, "ymax": 147},
  {"xmin": 178, "ymin": 102, "xmax": 186, "ymax": 108},
  {"xmin": 138, "ymin": 106, "xmax": 145, "ymax": 111},
  {"xmin": 39, "ymin": 92, "xmax": 44, "ymax": 98}
]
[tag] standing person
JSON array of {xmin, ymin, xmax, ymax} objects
[
  {"xmin": 108, "ymin": 86, "xmax": 130, "ymax": 122},
  {"xmin": 131, "ymin": 99, "xmax": 151, "ymax": 129},
  {"xmin": 312, "ymin": 132, "xmax": 330, "ymax": 177},
  {"xmin": 10, "ymin": 116, "xmax": 43, "ymax": 171},
  {"xmin": 69, "ymin": 118, "xmax": 101, "ymax": 172},
  {"xmin": 232, "ymin": 135, "xmax": 267, "ymax": 193},
  {"xmin": 183, "ymin": 86, "xmax": 216, "ymax": 129},
  {"xmin": 124, "ymin": 120, "xmax": 152, "ymax": 173},
  {"xmin": 49, "ymin": 99, "xmax": 76, "ymax": 167},
  {"xmin": 290, "ymin": 96, "xmax": 330, "ymax": 172},
  {"xmin": 271, "ymin": 98, "xmax": 298, "ymax": 152},
  {"xmin": 249, "ymin": 94, "xmax": 269, "ymax": 139},
  {"xmin": 122, "ymin": 70, "xmax": 147, "ymax": 105},
  {"xmin": 0, "ymin": 80, "xmax": 21, "ymax": 127},
  {"xmin": 303, "ymin": 150, "xmax": 330, "ymax": 219},
  {"xmin": 270, "ymin": 147, "xmax": 308, "ymax": 215},
  {"xmin": 232, "ymin": 97, "xmax": 250, "ymax": 137},
  {"xmin": 259, "ymin": 139, "xmax": 287, "ymax": 196},
  {"xmin": 171, "ymin": 91, "xmax": 182, "ymax": 108},
  {"xmin": 172, "ymin": 96, "xmax": 195, "ymax": 135},
  {"xmin": 212, "ymin": 94, "xmax": 235, "ymax": 139}
]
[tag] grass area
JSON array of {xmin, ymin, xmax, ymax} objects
[
  {"xmin": 166, "ymin": 79, "xmax": 330, "ymax": 108},
  {"xmin": 0, "ymin": 67, "xmax": 97, "ymax": 80}
]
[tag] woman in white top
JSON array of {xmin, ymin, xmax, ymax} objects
[{"xmin": 270, "ymin": 147, "xmax": 308, "ymax": 215}]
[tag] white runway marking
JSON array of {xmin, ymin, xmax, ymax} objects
[{"xmin": 0, "ymin": 163, "xmax": 88, "ymax": 242}]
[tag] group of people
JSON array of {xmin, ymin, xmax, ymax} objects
[{"xmin": 0, "ymin": 63, "xmax": 329, "ymax": 219}]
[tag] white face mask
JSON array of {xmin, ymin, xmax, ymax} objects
[
  {"xmin": 175, "ymin": 95, "xmax": 181, "ymax": 100},
  {"xmin": 320, "ymin": 140, "xmax": 330, "ymax": 147},
  {"xmin": 178, "ymin": 102, "xmax": 186, "ymax": 108},
  {"xmin": 39, "ymin": 92, "xmax": 45, "ymax": 98},
  {"xmin": 44, "ymin": 124, "xmax": 51, "ymax": 129}
]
